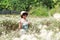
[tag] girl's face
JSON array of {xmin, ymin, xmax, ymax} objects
[
  {"xmin": 22, "ymin": 13, "xmax": 28, "ymax": 19},
  {"xmin": 23, "ymin": 15, "xmax": 27, "ymax": 19}
]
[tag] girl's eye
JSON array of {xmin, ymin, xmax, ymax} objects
[{"xmin": 24, "ymin": 15, "xmax": 27, "ymax": 16}]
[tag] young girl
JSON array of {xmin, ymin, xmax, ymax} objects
[{"xmin": 19, "ymin": 11, "xmax": 30, "ymax": 31}]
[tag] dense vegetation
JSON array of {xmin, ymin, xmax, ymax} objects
[
  {"xmin": 0, "ymin": 0, "xmax": 60, "ymax": 16},
  {"xmin": 0, "ymin": 15, "xmax": 60, "ymax": 40},
  {"xmin": 0, "ymin": 0, "xmax": 60, "ymax": 40}
]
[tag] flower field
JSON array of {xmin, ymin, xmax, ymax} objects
[{"xmin": 0, "ymin": 14, "xmax": 60, "ymax": 40}]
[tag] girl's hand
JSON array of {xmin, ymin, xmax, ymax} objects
[
  {"xmin": 28, "ymin": 22, "xmax": 32, "ymax": 26},
  {"xmin": 19, "ymin": 21, "xmax": 22, "ymax": 29},
  {"xmin": 28, "ymin": 22, "xmax": 31, "ymax": 25}
]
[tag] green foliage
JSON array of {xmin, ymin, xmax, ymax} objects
[
  {"xmin": 0, "ymin": 0, "xmax": 11, "ymax": 10},
  {"xmin": 0, "ymin": 0, "xmax": 60, "ymax": 16},
  {"xmin": 0, "ymin": 0, "xmax": 60, "ymax": 11},
  {"xmin": 29, "ymin": 6, "xmax": 49, "ymax": 17},
  {"xmin": 40, "ymin": 0, "xmax": 54, "ymax": 8},
  {"xmin": 49, "ymin": 6, "xmax": 60, "ymax": 16}
]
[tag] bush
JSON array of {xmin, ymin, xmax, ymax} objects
[
  {"xmin": 0, "ymin": 19, "xmax": 19, "ymax": 34},
  {"xmin": 40, "ymin": 18, "xmax": 60, "ymax": 32},
  {"xmin": 29, "ymin": 6, "xmax": 49, "ymax": 17},
  {"xmin": 50, "ymin": 6, "xmax": 60, "ymax": 16},
  {"xmin": 1, "ymin": 20, "xmax": 18, "ymax": 30}
]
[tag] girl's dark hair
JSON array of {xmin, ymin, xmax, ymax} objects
[{"xmin": 21, "ymin": 13, "xmax": 28, "ymax": 18}]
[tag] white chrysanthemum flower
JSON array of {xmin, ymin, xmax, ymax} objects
[
  {"xmin": 43, "ymin": 25, "xmax": 47, "ymax": 29},
  {"xmin": 40, "ymin": 29, "xmax": 48, "ymax": 38},
  {"xmin": 40, "ymin": 29, "xmax": 54, "ymax": 40},
  {"xmin": 38, "ymin": 24, "xmax": 43, "ymax": 29},
  {"xmin": 54, "ymin": 32, "xmax": 60, "ymax": 40},
  {"xmin": 46, "ymin": 31, "xmax": 54, "ymax": 40},
  {"xmin": 13, "ymin": 38, "xmax": 20, "ymax": 40},
  {"xmin": 20, "ymin": 34, "xmax": 37, "ymax": 40},
  {"xmin": 53, "ymin": 13, "xmax": 60, "ymax": 20}
]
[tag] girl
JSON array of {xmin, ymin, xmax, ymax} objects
[{"xmin": 19, "ymin": 11, "xmax": 30, "ymax": 31}]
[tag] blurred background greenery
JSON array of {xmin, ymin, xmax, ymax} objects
[{"xmin": 0, "ymin": 0, "xmax": 60, "ymax": 16}]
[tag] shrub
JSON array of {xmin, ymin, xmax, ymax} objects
[
  {"xmin": 1, "ymin": 20, "xmax": 18, "ymax": 30},
  {"xmin": 40, "ymin": 18, "xmax": 60, "ymax": 32},
  {"xmin": 0, "ymin": 19, "xmax": 19, "ymax": 34},
  {"xmin": 29, "ymin": 6, "xmax": 49, "ymax": 17},
  {"xmin": 50, "ymin": 6, "xmax": 60, "ymax": 16}
]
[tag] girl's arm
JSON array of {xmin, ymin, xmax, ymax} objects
[
  {"xmin": 19, "ymin": 21, "xmax": 22, "ymax": 30},
  {"xmin": 28, "ymin": 22, "xmax": 31, "ymax": 26}
]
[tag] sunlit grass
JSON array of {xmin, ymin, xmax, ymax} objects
[{"xmin": 0, "ymin": 14, "xmax": 60, "ymax": 40}]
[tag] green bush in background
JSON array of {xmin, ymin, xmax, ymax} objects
[
  {"xmin": 29, "ymin": 6, "xmax": 49, "ymax": 17},
  {"xmin": 50, "ymin": 6, "xmax": 60, "ymax": 16},
  {"xmin": 0, "ymin": 0, "xmax": 60, "ymax": 17}
]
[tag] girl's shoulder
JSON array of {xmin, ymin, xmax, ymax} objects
[
  {"xmin": 19, "ymin": 18, "xmax": 25, "ymax": 23},
  {"xmin": 18, "ymin": 18, "xmax": 28, "ymax": 23}
]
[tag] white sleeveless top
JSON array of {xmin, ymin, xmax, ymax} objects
[{"xmin": 20, "ymin": 18, "xmax": 29, "ymax": 30}]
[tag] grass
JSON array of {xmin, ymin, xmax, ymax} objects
[{"xmin": 0, "ymin": 14, "xmax": 60, "ymax": 40}]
